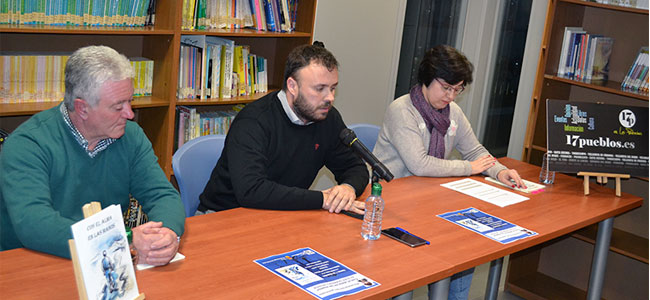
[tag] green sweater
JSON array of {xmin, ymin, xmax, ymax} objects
[{"xmin": 0, "ymin": 104, "xmax": 185, "ymax": 258}]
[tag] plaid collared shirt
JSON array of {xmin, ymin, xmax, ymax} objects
[{"xmin": 60, "ymin": 103, "xmax": 116, "ymax": 158}]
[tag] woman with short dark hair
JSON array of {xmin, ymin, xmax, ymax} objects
[{"xmin": 374, "ymin": 45, "xmax": 525, "ymax": 300}]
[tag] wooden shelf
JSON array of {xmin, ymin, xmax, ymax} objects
[
  {"xmin": 0, "ymin": 102, "xmax": 61, "ymax": 116},
  {"xmin": 176, "ymin": 90, "xmax": 276, "ymax": 106},
  {"xmin": 544, "ymin": 75, "xmax": 649, "ymax": 100},
  {"xmin": 572, "ymin": 224, "xmax": 649, "ymax": 263},
  {"xmin": 561, "ymin": 0, "xmax": 649, "ymax": 14},
  {"xmin": 0, "ymin": 24, "xmax": 174, "ymax": 35},
  {"xmin": 181, "ymin": 28, "xmax": 312, "ymax": 38},
  {"xmin": 131, "ymin": 97, "xmax": 170, "ymax": 108},
  {"xmin": 0, "ymin": 97, "xmax": 169, "ymax": 116}
]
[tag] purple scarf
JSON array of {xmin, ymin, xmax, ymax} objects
[{"xmin": 410, "ymin": 84, "xmax": 450, "ymax": 159}]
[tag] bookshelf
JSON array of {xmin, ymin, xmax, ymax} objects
[
  {"xmin": 511, "ymin": 0, "xmax": 648, "ymax": 299},
  {"xmin": 0, "ymin": 1, "xmax": 317, "ymax": 177},
  {"xmin": 522, "ymin": 0, "xmax": 648, "ymax": 166}
]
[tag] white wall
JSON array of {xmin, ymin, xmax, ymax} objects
[
  {"xmin": 312, "ymin": 0, "xmax": 406, "ymax": 127},
  {"xmin": 310, "ymin": 0, "xmax": 407, "ymax": 190}
]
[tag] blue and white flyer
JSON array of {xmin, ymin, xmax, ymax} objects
[
  {"xmin": 254, "ymin": 247, "xmax": 379, "ymax": 300},
  {"xmin": 437, "ymin": 207, "xmax": 537, "ymax": 244}
]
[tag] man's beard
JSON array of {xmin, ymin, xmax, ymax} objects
[{"xmin": 293, "ymin": 90, "xmax": 331, "ymax": 123}]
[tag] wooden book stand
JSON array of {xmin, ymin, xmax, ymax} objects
[
  {"xmin": 577, "ymin": 172, "xmax": 630, "ymax": 197},
  {"xmin": 68, "ymin": 202, "xmax": 145, "ymax": 300}
]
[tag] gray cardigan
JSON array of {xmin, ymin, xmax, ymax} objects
[{"xmin": 373, "ymin": 94, "xmax": 507, "ymax": 179}]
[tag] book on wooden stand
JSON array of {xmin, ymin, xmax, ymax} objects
[{"xmin": 68, "ymin": 202, "xmax": 145, "ymax": 300}]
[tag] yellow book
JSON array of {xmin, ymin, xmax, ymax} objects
[
  {"xmin": 139, "ymin": 60, "xmax": 146, "ymax": 96},
  {"xmin": 16, "ymin": 57, "xmax": 22, "ymax": 101},
  {"xmin": 10, "ymin": 56, "xmax": 19, "ymax": 103},
  {"xmin": 0, "ymin": 56, "xmax": 6, "ymax": 103},
  {"xmin": 249, "ymin": 54, "xmax": 256, "ymax": 94},
  {"xmin": 45, "ymin": 55, "xmax": 54, "ymax": 101},
  {"xmin": 27, "ymin": 56, "xmax": 36, "ymax": 102},
  {"xmin": 233, "ymin": 45, "xmax": 246, "ymax": 96},
  {"xmin": 130, "ymin": 61, "xmax": 140, "ymax": 96},
  {"xmin": 36, "ymin": 56, "xmax": 45, "ymax": 101},
  {"xmin": 17, "ymin": 56, "xmax": 23, "ymax": 102},
  {"xmin": 129, "ymin": 61, "xmax": 135, "ymax": 95},
  {"xmin": 59, "ymin": 56, "xmax": 69, "ymax": 101},
  {"xmin": 19, "ymin": 56, "xmax": 26, "ymax": 102},
  {"xmin": 52, "ymin": 56, "xmax": 60, "ymax": 102},
  {"xmin": 241, "ymin": 46, "xmax": 250, "ymax": 95},
  {"xmin": 146, "ymin": 60, "xmax": 153, "ymax": 96}
]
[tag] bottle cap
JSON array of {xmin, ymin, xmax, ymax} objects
[
  {"xmin": 371, "ymin": 182, "xmax": 382, "ymax": 196},
  {"xmin": 126, "ymin": 227, "xmax": 133, "ymax": 244}
]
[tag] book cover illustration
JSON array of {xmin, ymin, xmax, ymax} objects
[
  {"xmin": 71, "ymin": 204, "xmax": 140, "ymax": 300},
  {"xmin": 590, "ymin": 37, "xmax": 614, "ymax": 81}
]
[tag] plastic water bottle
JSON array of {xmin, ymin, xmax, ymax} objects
[
  {"xmin": 539, "ymin": 152, "xmax": 556, "ymax": 184},
  {"xmin": 361, "ymin": 182, "xmax": 384, "ymax": 240}
]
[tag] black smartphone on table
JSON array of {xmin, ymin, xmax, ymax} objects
[{"xmin": 381, "ymin": 227, "xmax": 429, "ymax": 247}]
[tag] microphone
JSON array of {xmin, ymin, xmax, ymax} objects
[{"xmin": 339, "ymin": 128, "xmax": 394, "ymax": 182}]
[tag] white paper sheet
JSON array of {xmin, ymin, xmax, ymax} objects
[
  {"xmin": 484, "ymin": 177, "xmax": 546, "ymax": 194},
  {"xmin": 441, "ymin": 178, "xmax": 529, "ymax": 207}
]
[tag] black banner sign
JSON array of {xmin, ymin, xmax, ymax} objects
[{"xmin": 546, "ymin": 99, "xmax": 648, "ymax": 177}]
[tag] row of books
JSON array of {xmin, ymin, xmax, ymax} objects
[
  {"xmin": 0, "ymin": 55, "xmax": 66, "ymax": 103},
  {"xmin": 0, "ymin": 55, "xmax": 153, "ymax": 103},
  {"xmin": 556, "ymin": 27, "xmax": 614, "ymax": 82},
  {"xmin": 621, "ymin": 47, "xmax": 649, "ymax": 94},
  {"xmin": 178, "ymin": 35, "xmax": 268, "ymax": 100},
  {"xmin": 0, "ymin": 0, "xmax": 156, "ymax": 27},
  {"xmin": 182, "ymin": 0, "xmax": 298, "ymax": 32},
  {"xmin": 175, "ymin": 105, "xmax": 243, "ymax": 149},
  {"xmin": 130, "ymin": 58, "xmax": 154, "ymax": 97}
]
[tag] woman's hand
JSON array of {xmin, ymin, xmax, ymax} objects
[
  {"xmin": 470, "ymin": 155, "xmax": 496, "ymax": 175},
  {"xmin": 497, "ymin": 169, "xmax": 527, "ymax": 189}
]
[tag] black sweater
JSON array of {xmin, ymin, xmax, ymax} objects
[{"xmin": 199, "ymin": 92, "xmax": 369, "ymax": 212}]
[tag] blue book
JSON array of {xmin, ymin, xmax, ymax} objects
[
  {"xmin": 263, "ymin": 0, "xmax": 277, "ymax": 32},
  {"xmin": 75, "ymin": 0, "xmax": 84, "ymax": 26},
  {"xmin": 567, "ymin": 32, "xmax": 585, "ymax": 79}
]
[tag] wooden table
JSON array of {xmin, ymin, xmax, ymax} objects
[
  {"xmin": 0, "ymin": 202, "xmax": 454, "ymax": 299},
  {"xmin": 365, "ymin": 158, "xmax": 642, "ymax": 300},
  {"xmin": 0, "ymin": 158, "xmax": 642, "ymax": 299}
]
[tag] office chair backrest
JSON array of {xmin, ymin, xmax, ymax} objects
[
  {"xmin": 348, "ymin": 123, "xmax": 381, "ymax": 152},
  {"xmin": 172, "ymin": 134, "xmax": 226, "ymax": 217}
]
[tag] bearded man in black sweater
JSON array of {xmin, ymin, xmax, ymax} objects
[{"xmin": 197, "ymin": 43, "xmax": 369, "ymax": 215}]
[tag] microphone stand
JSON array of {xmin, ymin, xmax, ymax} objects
[{"xmin": 371, "ymin": 169, "xmax": 381, "ymax": 185}]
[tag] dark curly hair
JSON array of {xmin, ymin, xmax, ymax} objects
[
  {"xmin": 283, "ymin": 41, "xmax": 338, "ymax": 90},
  {"xmin": 418, "ymin": 45, "xmax": 473, "ymax": 87}
]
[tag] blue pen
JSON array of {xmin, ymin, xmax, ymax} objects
[{"xmin": 395, "ymin": 227, "xmax": 430, "ymax": 245}]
